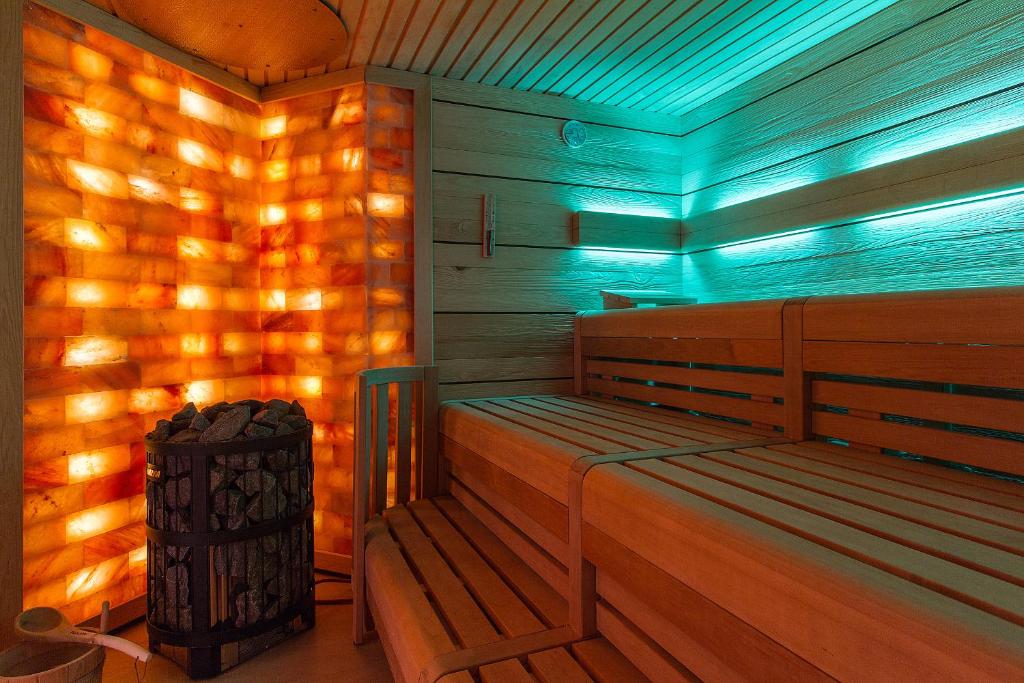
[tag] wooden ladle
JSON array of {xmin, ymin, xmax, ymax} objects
[{"xmin": 15, "ymin": 607, "xmax": 152, "ymax": 663}]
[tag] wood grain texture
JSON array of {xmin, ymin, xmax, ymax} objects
[
  {"xmin": 1, "ymin": 0, "xmax": 23, "ymax": 651},
  {"xmin": 682, "ymin": 0, "xmax": 1024, "ymax": 299},
  {"xmin": 432, "ymin": 80, "xmax": 682, "ymax": 400}
]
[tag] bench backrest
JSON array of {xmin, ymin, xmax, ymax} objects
[
  {"xmin": 796, "ymin": 287, "xmax": 1024, "ymax": 478},
  {"xmin": 575, "ymin": 300, "xmax": 788, "ymax": 432}
]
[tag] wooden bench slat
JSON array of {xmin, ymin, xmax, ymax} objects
[
  {"xmin": 767, "ymin": 443, "xmax": 1024, "ymax": 525},
  {"xmin": 571, "ymin": 636, "xmax": 651, "ymax": 683},
  {"xmin": 803, "ymin": 341, "xmax": 1024, "ymax": 389},
  {"xmin": 518, "ymin": 397, "xmax": 706, "ymax": 446},
  {"xmin": 473, "ymin": 401, "xmax": 629, "ymax": 453},
  {"xmin": 587, "ymin": 530, "xmax": 829, "ymax": 682},
  {"xmin": 526, "ymin": 647, "xmax": 595, "ymax": 683},
  {"xmin": 775, "ymin": 442, "xmax": 1024, "ymax": 510},
  {"xmin": 444, "ymin": 436, "xmax": 568, "ymax": 544},
  {"xmin": 579, "ymin": 300, "xmax": 784, "ymax": 339},
  {"xmin": 479, "ymin": 658, "xmax": 536, "ymax": 682},
  {"xmin": 583, "ymin": 464, "xmax": 1024, "ymax": 680},
  {"xmin": 812, "ymin": 379, "xmax": 1024, "ymax": 436},
  {"xmin": 449, "ymin": 478, "xmax": 570, "ymax": 596},
  {"xmin": 812, "ymin": 411, "xmax": 1024, "ymax": 476},
  {"xmin": 587, "ymin": 376, "xmax": 784, "ymax": 427},
  {"xmin": 632, "ymin": 458, "xmax": 1024, "ymax": 624},
  {"xmin": 383, "ymin": 506, "xmax": 500, "ymax": 647},
  {"xmin": 587, "ymin": 359, "xmax": 784, "ymax": 397},
  {"xmin": 594, "ymin": 603, "xmax": 698, "ymax": 683},
  {"xmin": 686, "ymin": 453, "xmax": 1024, "ymax": 583},
  {"xmin": 433, "ymin": 494, "xmax": 568, "ymax": 628},
  {"xmin": 442, "ymin": 402, "xmax": 591, "ymax": 502},
  {"xmin": 489, "ymin": 398, "xmax": 673, "ymax": 451},
  {"xmin": 409, "ymin": 498, "xmax": 546, "ymax": 638},
  {"xmin": 709, "ymin": 449, "xmax": 1024, "ymax": 556},
  {"xmin": 553, "ymin": 395, "xmax": 768, "ymax": 441},
  {"xmin": 582, "ymin": 336, "xmax": 783, "ymax": 367},
  {"xmin": 363, "ymin": 520, "xmax": 458, "ymax": 683}
]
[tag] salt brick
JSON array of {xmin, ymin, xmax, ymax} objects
[
  {"xmin": 25, "ymin": 182, "xmax": 82, "ymax": 218},
  {"xmin": 85, "ymin": 82, "xmax": 142, "ymax": 122},
  {"xmin": 84, "ymin": 26, "xmax": 145, "ymax": 69},
  {"xmin": 24, "ymin": 543, "xmax": 83, "ymax": 588},
  {"xmin": 83, "ymin": 415, "xmax": 145, "ymax": 453},
  {"xmin": 23, "ymin": 24, "xmax": 69, "ymax": 67},
  {"xmin": 24, "ymin": 58, "xmax": 84, "ymax": 99},
  {"xmin": 25, "ymin": 456, "xmax": 69, "ymax": 489},
  {"xmin": 25, "ymin": 118, "xmax": 83, "ymax": 157}
]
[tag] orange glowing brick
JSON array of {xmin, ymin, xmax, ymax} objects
[
  {"xmin": 298, "ymin": 332, "xmax": 324, "ymax": 354},
  {"xmin": 179, "ymin": 187, "xmax": 217, "ymax": 213},
  {"xmin": 367, "ymin": 193, "xmax": 404, "ymax": 217},
  {"xmin": 64, "ymin": 219, "xmax": 123, "ymax": 252},
  {"xmin": 127, "ymin": 176, "xmax": 176, "ymax": 205},
  {"xmin": 66, "ymin": 555, "xmax": 127, "ymax": 602},
  {"xmin": 371, "ymin": 331, "xmax": 404, "ymax": 355},
  {"xmin": 288, "ymin": 288, "xmax": 323, "ymax": 311},
  {"xmin": 261, "ymin": 159, "xmax": 289, "ymax": 182},
  {"xmin": 129, "ymin": 387, "xmax": 178, "ymax": 414},
  {"xmin": 262, "ymin": 289, "xmax": 286, "ymax": 311},
  {"xmin": 301, "ymin": 199, "xmax": 324, "ymax": 221},
  {"xmin": 70, "ymin": 44, "xmax": 113, "ymax": 82},
  {"xmin": 220, "ymin": 332, "xmax": 260, "ymax": 356},
  {"xmin": 180, "ymin": 333, "xmax": 215, "ymax": 357},
  {"xmin": 177, "ymin": 284, "xmax": 217, "ymax": 310},
  {"xmin": 342, "ymin": 147, "xmax": 364, "ymax": 172},
  {"xmin": 265, "ymin": 250, "xmax": 287, "ymax": 268},
  {"xmin": 297, "ymin": 244, "xmax": 320, "ymax": 265},
  {"xmin": 228, "ymin": 155, "xmax": 255, "ymax": 180},
  {"xmin": 128, "ymin": 546, "xmax": 147, "ymax": 571},
  {"xmin": 66, "ymin": 104, "xmax": 121, "ymax": 139},
  {"xmin": 66, "ymin": 390, "xmax": 128, "ymax": 424},
  {"xmin": 260, "ymin": 115, "xmax": 287, "ymax": 138},
  {"xmin": 177, "ymin": 138, "xmax": 223, "ymax": 172},
  {"xmin": 67, "ymin": 160, "xmax": 130, "ymax": 199},
  {"xmin": 293, "ymin": 376, "xmax": 323, "ymax": 398},
  {"xmin": 183, "ymin": 379, "xmax": 223, "ymax": 406},
  {"xmin": 260, "ymin": 203, "xmax": 287, "ymax": 226},
  {"xmin": 177, "ymin": 236, "xmax": 218, "ymax": 261},
  {"xmin": 179, "ymin": 88, "xmax": 224, "ymax": 125},
  {"xmin": 66, "ymin": 280, "xmax": 121, "ymax": 308},
  {"xmin": 68, "ymin": 445, "xmax": 130, "ymax": 484},
  {"xmin": 128, "ymin": 73, "xmax": 178, "ymax": 106},
  {"xmin": 263, "ymin": 332, "xmax": 286, "ymax": 354},
  {"xmin": 64, "ymin": 336, "xmax": 127, "ymax": 367},
  {"xmin": 371, "ymin": 241, "xmax": 404, "ymax": 260},
  {"xmin": 223, "ymin": 288, "xmax": 258, "ymax": 311},
  {"xmin": 295, "ymin": 154, "xmax": 322, "ymax": 177},
  {"xmin": 371, "ymin": 288, "xmax": 405, "ymax": 306}
]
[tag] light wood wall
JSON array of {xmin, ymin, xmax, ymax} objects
[
  {"xmin": 430, "ymin": 79, "xmax": 684, "ymax": 400},
  {"xmin": 1, "ymin": 0, "xmax": 24, "ymax": 651},
  {"xmin": 679, "ymin": 0, "xmax": 1024, "ymax": 301}
]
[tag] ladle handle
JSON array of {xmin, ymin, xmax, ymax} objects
[{"xmin": 68, "ymin": 628, "xmax": 153, "ymax": 662}]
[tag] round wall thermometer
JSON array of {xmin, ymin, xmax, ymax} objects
[{"xmin": 562, "ymin": 120, "xmax": 587, "ymax": 148}]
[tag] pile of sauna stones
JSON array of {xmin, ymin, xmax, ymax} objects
[
  {"xmin": 146, "ymin": 399, "xmax": 313, "ymax": 632},
  {"xmin": 146, "ymin": 398, "xmax": 309, "ymax": 444}
]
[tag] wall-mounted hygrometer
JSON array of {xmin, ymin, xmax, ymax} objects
[{"xmin": 561, "ymin": 120, "xmax": 587, "ymax": 148}]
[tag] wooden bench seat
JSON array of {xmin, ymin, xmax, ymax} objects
[
  {"xmin": 439, "ymin": 300, "xmax": 794, "ymax": 595},
  {"xmin": 580, "ymin": 288, "xmax": 1024, "ymax": 680},
  {"xmin": 356, "ymin": 288, "xmax": 1024, "ymax": 681}
]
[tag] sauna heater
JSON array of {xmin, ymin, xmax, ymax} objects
[{"xmin": 144, "ymin": 400, "xmax": 315, "ymax": 678}]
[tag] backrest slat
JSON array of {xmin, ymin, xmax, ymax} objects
[
  {"xmin": 800, "ymin": 287, "xmax": 1024, "ymax": 478},
  {"xmin": 575, "ymin": 300, "xmax": 787, "ymax": 432}
]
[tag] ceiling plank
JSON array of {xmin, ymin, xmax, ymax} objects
[
  {"xmin": 492, "ymin": 0, "xmax": 598, "ymax": 88},
  {"xmin": 463, "ymin": 0, "xmax": 546, "ymax": 83},
  {"xmin": 370, "ymin": 0, "xmax": 418, "ymax": 65},
  {"xmin": 409, "ymin": 0, "xmax": 471, "ymax": 73},
  {"xmin": 429, "ymin": 0, "xmax": 504, "ymax": 76},
  {"xmin": 391, "ymin": 0, "xmax": 444, "ymax": 71}
]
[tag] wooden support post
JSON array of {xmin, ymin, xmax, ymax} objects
[
  {"xmin": 0, "ymin": 0, "xmax": 23, "ymax": 651},
  {"xmin": 573, "ymin": 313, "xmax": 586, "ymax": 396},
  {"xmin": 783, "ymin": 298, "xmax": 811, "ymax": 441}
]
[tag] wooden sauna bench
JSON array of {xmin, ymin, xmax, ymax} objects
[{"xmin": 353, "ymin": 288, "xmax": 1024, "ymax": 682}]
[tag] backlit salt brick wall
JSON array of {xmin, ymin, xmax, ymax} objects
[
  {"xmin": 259, "ymin": 84, "xmax": 415, "ymax": 558},
  {"xmin": 21, "ymin": 3, "xmax": 415, "ymax": 621},
  {"xmin": 22, "ymin": 4, "xmax": 262, "ymax": 624}
]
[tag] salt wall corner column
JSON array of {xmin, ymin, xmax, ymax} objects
[
  {"xmin": 257, "ymin": 82, "xmax": 415, "ymax": 560},
  {"xmin": 1, "ymin": 0, "xmax": 25, "ymax": 652}
]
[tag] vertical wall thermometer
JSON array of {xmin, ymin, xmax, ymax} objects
[{"xmin": 482, "ymin": 193, "xmax": 496, "ymax": 258}]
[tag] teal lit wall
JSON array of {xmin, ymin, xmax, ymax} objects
[{"xmin": 678, "ymin": 0, "xmax": 1024, "ymax": 302}]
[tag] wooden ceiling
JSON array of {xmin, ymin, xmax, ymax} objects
[{"xmin": 84, "ymin": 0, "xmax": 895, "ymax": 116}]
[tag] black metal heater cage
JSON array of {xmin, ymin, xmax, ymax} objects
[{"xmin": 145, "ymin": 423, "xmax": 315, "ymax": 679}]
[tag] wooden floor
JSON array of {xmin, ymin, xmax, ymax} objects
[{"xmin": 103, "ymin": 580, "xmax": 393, "ymax": 682}]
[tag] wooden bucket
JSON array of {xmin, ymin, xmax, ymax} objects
[{"xmin": 0, "ymin": 641, "xmax": 105, "ymax": 683}]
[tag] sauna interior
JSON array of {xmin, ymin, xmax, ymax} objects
[{"xmin": 2, "ymin": 0, "xmax": 1023, "ymax": 681}]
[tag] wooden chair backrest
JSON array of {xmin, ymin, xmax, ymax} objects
[
  {"xmin": 797, "ymin": 287, "xmax": 1024, "ymax": 477},
  {"xmin": 575, "ymin": 300, "xmax": 788, "ymax": 432}
]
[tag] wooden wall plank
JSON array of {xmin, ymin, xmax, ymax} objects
[
  {"xmin": 682, "ymin": 0, "xmax": 1024, "ymax": 302},
  {"xmin": 1, "ymin": 0, "xmax": 23, "ymax": 649},
  {"xmin": 432, "ymin": 79, "xmax": 682, "ymax": 399}
]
